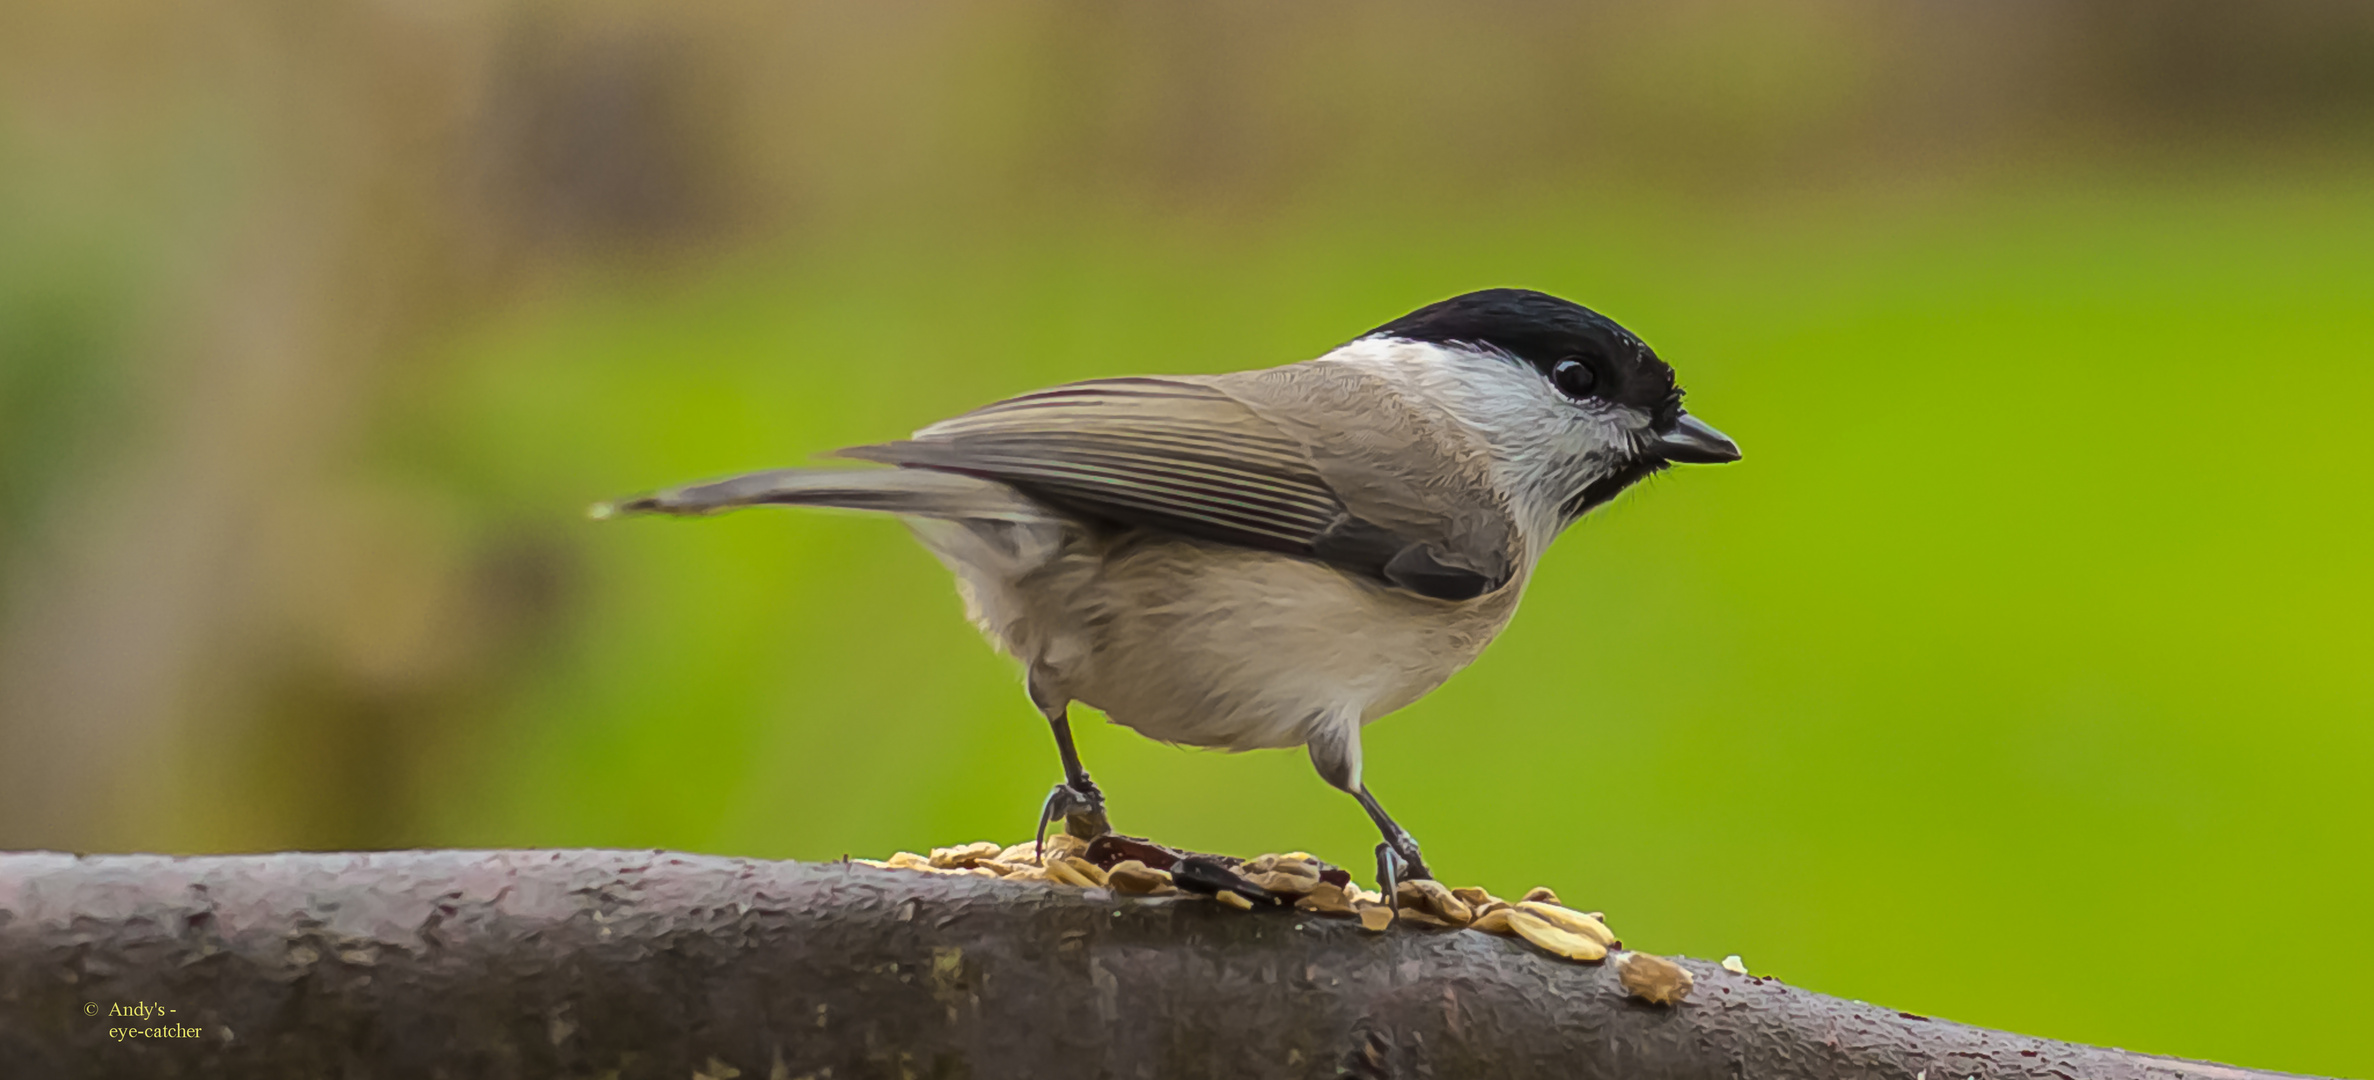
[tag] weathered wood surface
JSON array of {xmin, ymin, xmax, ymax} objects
[{"xmin": 0, "ymin": 850, "xmax": 2321, "ymax": 1079}]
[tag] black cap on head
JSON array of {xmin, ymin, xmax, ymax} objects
[{"xmin": 1362, "ymin": 288, "xmax": 1684, "ymax": 426}]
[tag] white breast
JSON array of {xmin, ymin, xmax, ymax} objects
[{"xmin": 1044, "ymin": 536, "xmax": 1524, "ymax": 752}]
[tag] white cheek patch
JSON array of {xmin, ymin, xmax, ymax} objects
[{"xmin": 1326, "ymin": 339, "xmax": 1635, "ymax": 553}]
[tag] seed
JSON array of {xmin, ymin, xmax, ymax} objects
[
  {"xmin": 1394, "ymin": 909, "xmax": 1458, "ymax": 929},
  {"xmin": 929, "ymin": 841, "xmax": 1003, "ymax": 869},
  {"xmin": 1520, "ymin": 886, "xmax": 1560, "ymax": 905},
  {"xmin": 886, "ymin": 852, "xmax": 932, "ymax": 870},
  {"xmin": 1043, "ymin": 858, "xmax": 1097, "ymax": 888},
  {"xmin": 1245, "ymin": 852, "xmax": 1323, "ymax": 884},
  {"xmin": 995, "ymin": 842, "xmax": 1044, "ymax": 865},
  {"xmin": 1394, "ymin": 880, "xmax": 1473, "ymax": 925},
  {"xmin": 1246, "ymin": 863, "xmax": 1322, "ymax": 897},
  {"xmin": 1469, "ymin": 908, "xmax": 1518, "ymax": 936},
  {"xmin": 1618, "ymin": 952, "xmax": 1694, "ymax": 1005},
  {"xmin": 1215, "ymin": 890, "xmax": 1255, "ymax": 911},
  {"xmin": 1242, "ymin": 872, "xmax": 1293, "ymax": 895},
  {"xmin": 1000, "ymin": 834, "xmax": 1086, "ymax": 866},
  {"xmin": 1451, "ymin": 886, "xmax": 1499, "ymax": 909},
  {"xmin": 1295, "ymin": 882, "xmax": 1358, "ymax": 916},
  {"xmin": 1507, "ymin": 908, "xmax": 1608, "ymax": 962},
  {"xmin": 1514, "ymin": 902, "xmax": 1616, "ymax": 947},
  {"xmin": 1002, "ymin": 866, "xmax": 1048, "ymax": 883},
  {"xmin": 1720, "ymin": 955, "xmax": 1748, "ymax": 975},
  {"xmin": 1358, "ymin": 905, "xmax": 1396, "ymax": 932},
  {"xmin": 1107, "ymin": 860, "xmax": 1175, "ymax": 895},
  {"xmin": 1053, "ymin": 855, "xmax": 1110, "ymax": 887},
  {"xmin": 850, "ymin": 859, "xmax": 895, "ymax": 870}
]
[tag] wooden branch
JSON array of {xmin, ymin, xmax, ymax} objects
[{"xmin": 0, "ymin": 850, "xmax": 2320, "ymax": 1079}]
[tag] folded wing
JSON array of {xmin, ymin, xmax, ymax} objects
[{"xmin": 840, "ymin": 374, "xmax": 1515, "ymax": 601}]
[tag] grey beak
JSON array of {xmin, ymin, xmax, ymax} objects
[{"xmin": 1653, "ymin": 412, "xmax": 1742, "ymax": 464}]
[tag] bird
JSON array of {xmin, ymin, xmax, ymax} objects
[{"xmin": 595, "ymin": 288, "xmax": 1740, "ymax": 891}]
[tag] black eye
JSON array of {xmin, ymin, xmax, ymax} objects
[{"xmin": 1549, "ymin": 358, "xmax": 1597, "ymax": 400}]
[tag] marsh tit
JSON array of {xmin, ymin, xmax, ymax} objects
[{"xmin": 598, "ymin": 288, "xmax": 1740, "ymax": 890}]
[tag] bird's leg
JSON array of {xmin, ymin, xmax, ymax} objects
[
  {"xmin": 1030, "ymin": 671, "xmax": 1110, "ymax": 860},
  {"xmin": 1034, "ymin": 711, "xmax": 1111, "ymax": 848},
  {"xmin": 1357, "ymin": 785, "xmax": 1433, "ymax": 896},
  {"xmin": 1308, "ymin": 721, "xmax": 1433, "ymax": 895}
]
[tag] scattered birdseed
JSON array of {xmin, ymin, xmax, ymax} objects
[
  {"xmin": 1618, "ymin": 952, "xmax": 1694, "ymax": 1006},
  {"xmin": 1469, "ymin": 907, "xmax": 1518, "ymax": 936},
  {"xmin": 1451, "ymin": 886, "xmax": 1506, "ymax": 914},
  {"xmin": 995, "ymin": 841, "xmax": 1044, "ymax": 865},
  {"xmin": 1507, "ymin": 908, "xmax": 1608, "ymax": 962},
  {"xmin": 1037, "ymin": 834, "xmax": 1090, "ymax": 863},
  {"xmin": 1394, "ymin": 879, "xmax": 1474, "ymax": 926},
  {"xmin": 1294, "ymin": 881, "xmax": 1358, "ymax": 917},
  {"xmin": 1514, "ymin": 901, "xmax": 1617, "ymax": 948},
  {"xmin": 1721, "ymin": 955, "xmax": 1748, "ymax": 975},
  {"xmin": 1044, "ymin": 857, "xmax": 1100, "ymax": 888},
  {"xmin": 1245, "ymin": 860, "xmax": 1322, "ymax": 895},
  {"xmin": 1105, "ymin": 860, "xmax": 1175, "ymax": 895},
  {"xmin": 853, "ymin": 839, "xmax": 1661, "ymax": 970},
  {"xmin": 929, "ymin": 841, "xmax": 1004, "ymax": 869}
]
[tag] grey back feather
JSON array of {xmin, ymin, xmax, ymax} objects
[
  {"xmin": 844, "ymin": 378, "xmax": 1335, "ymax": 550},
  {"xmin": 842, "ymin": 370, "xmax": 1519, "ymax": 600}
]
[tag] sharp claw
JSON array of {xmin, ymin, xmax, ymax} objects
[
  {"xmin": 1034, "ymin": 784, "xmax": 1065, "ymax": 865},
  {"xmin": 1034, "ymin": 779, "xmax": 1112, "ymax": 863},
  {"xmin": 1374, "ymin": 838, "xmax": 1432, "ymax": 897}
]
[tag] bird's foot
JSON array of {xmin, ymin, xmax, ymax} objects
[
  {"xmin": 1374, "ymin": 837, "xmax": 1433, "ymax": 900},
  {"xmin": 1034, "ymin": 777, "xmax": 1112, "ymax": 862}
]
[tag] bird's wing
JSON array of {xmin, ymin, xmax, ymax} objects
[{"xmin": 839, "ymin": 371, "xmax": 1518, "ymax": 601}]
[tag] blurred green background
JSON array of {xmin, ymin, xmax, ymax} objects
[{"xmin": 4, "ymin": 2, "xmax": 2371, "ymax": 1074}]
